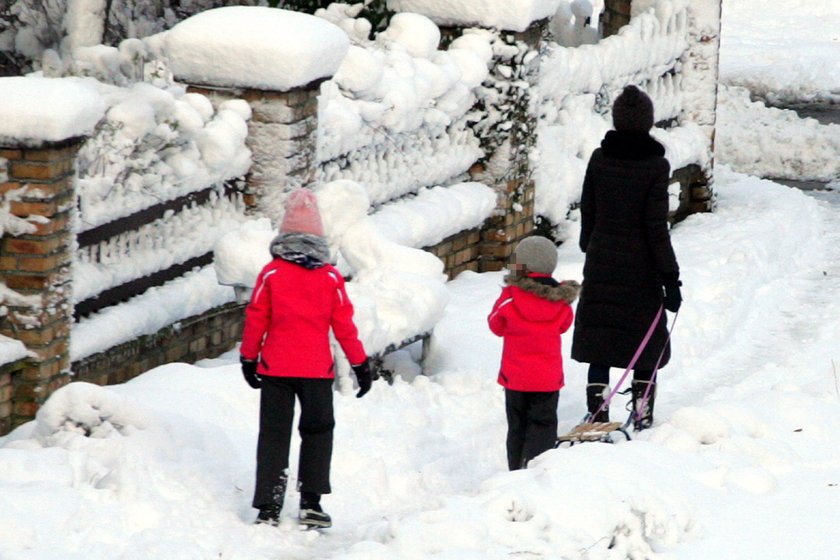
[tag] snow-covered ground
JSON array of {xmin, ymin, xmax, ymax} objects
[
  {"xmin": 715, "ymin": 0, "xmax": 840, "ymax": 182},
  {"xmin": 719, "ymin": 0, "xmax": 840, "ymax": 105},
  {"xmin": 1, "ymin": 1, "xmax": 839, "ymax": 558},
  {"xmin": 2, "ymin": 168, "xmax": 839, "ymax": 559}
]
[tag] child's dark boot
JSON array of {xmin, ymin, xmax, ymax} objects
[{"xmin": 299, "ymin": 492, "xmax": 332, "ymax": 528}]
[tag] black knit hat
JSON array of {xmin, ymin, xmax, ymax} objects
[{"xmin": 612, "ymin": 85, "xmax": 654, "ymax": 132}]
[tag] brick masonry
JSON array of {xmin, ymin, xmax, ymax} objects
[
  {"xmin": 0, "ymin": 358, "xmax": 27, "ymax": 435},
  {"xmin": 187, "ymin": 82, "xmax": 323, "ymax": 225},
  {"xmin": 72, "ymin": 303, "xmax": 245, "ymax": 389},
  {"xmin": 0, "ymin": 139, "xmax": 80, "ymax": 433},
  {"xmin": 602, "ymin": 0, "xmax": 632, "ymax": 38},
  {"xmin": 425, "ymin": 228, "xmax": 483, "ymax": 279}
]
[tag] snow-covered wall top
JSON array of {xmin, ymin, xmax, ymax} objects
[
  {"xmin": 541, "ymin": 0, "xmax": 689, "ymax": 102},
  {"xmin": 164, "ymin": 7, "xmax": 350, "ymax": 91},
  {"xmin": 387, "ymin": 0, "xmax": 562, "ymax": 32},
  {"xmin": 0, "ymin": 77, "xmax": 105, "ymax": 145}
]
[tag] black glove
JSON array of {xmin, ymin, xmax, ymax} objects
[
  {"xmin": 663, "ymin": 279, "xmax": 682, "ymax": 313},
  {"xmin": 352, "ymin": 360, "xmax": 372, "ymax": 398},
  {"xmin": 240, "ymin": 357, "xmax": 261, "ymax": 389}
]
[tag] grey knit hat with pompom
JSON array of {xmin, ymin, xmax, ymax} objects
[
  {"xmin": 612, "ymin": 85, "xmax": 654, "ymax": 132},
  {"xmin": 512, "ymin": 236, "xmax": 557, "ymax": 275}
]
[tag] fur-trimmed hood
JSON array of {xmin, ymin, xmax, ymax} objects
[
  {"xmin": 505, "ymin": 274, "xmax": 581, "ymax": 303},
  {"xmin": 270, "ymin": 232, "xmax": 330, "ymax": 270}
]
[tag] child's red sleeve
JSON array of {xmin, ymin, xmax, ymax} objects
[
  {"xmin": 328, "ymin": 269, "xmax": 367, "ymax": 365},
  {"xmin": 487, "ymin": 288, "xmax": 512, "ymax": 337},
  {"xmin": 558, "ymin": 302, "xmax": 574, "ymax": 334},
  {"xmin": 240, "ymin": 266, "xmax": 273, "ymax": 360}
]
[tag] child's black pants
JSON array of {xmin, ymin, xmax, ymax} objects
[
  {"xmin": 253, "ymin": 376, "xmax": 334, "ymax": 509},
  {"xmin": 504, "ymin": 388, "xmax": 559, "ymax": 470}
]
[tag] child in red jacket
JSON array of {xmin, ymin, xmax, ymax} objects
[
  {"xmin": 240, "ymin": 188, "xmax": 372, "ymax": 528},
  {"xmin": 488, "ymin": 236, "xmax": 580, "ymax": 470}
]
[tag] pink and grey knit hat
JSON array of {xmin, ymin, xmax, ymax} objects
[{"xmin": 279, "ymin": 189, "xmax": 324, "ymax": 237}]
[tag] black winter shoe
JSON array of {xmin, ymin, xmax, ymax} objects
[
  {"xmin": 299, "ymin": 493, "xmax": 332, "ymax": 529},
  {"xmin": 631, "ymin": 380, "xmax": 656, "ymax": 430},
  {"xmin": 255, "ymin": 506, "xmax": 281, "ymax": 526},
  {"xmin": 254, "ymin": 474, "xmax": 288, "ymax": 526},
  {"xmin": 586, "ymin": 383, "xmax": 610, "ymax": 423}
]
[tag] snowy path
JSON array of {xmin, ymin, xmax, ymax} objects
[
  {"xmin": 300, "ymin": 173, "xmax": 840, "ymax": 558},
  {"xmin": 2, "ymin": 172, "xmax": 840, "ymax": 560},
  {"xmin": 667, "ymin": 186, "xmax": 840, "ymax": 409}
]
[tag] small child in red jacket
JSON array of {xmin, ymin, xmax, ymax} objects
[
  {"xmin": 488, "ymin": 236, "xmax": 580, "ymax": 470},
  {"xmin": 240, "ymin": 188, "xmax": 372, "ymax": 528}
]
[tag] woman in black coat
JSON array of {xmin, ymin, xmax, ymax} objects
[{"xmin": 571, "ymin": 85, "xmax": 681, "ymax": 430}]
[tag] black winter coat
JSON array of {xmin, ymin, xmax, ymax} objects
[{"xmin": 571, "ymin": 131, "xmax": 679, "ymax": 370}]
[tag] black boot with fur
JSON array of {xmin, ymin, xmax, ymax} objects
[
  {"xmin": 631, "ymin": 380, "xmax": 656, "ymax": 430},
  {"xmin": 586, "ymin": 383, "xmax": 610, "ymax": 423}
]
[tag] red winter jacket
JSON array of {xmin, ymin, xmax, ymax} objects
[
  {"xmin": 488, "ymin": 274, "xmax": 580, "ymax": 392},
  {"xmin": 240, "ymin": 258, "xmax": 367, "ymax": 378}
]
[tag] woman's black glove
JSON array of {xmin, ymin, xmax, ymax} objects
[
  {"xmin": 663, "ymin": 279, "xmax": 683, "ymax": 313},
  {"xmin": 240, "ymin": 357, "xmax": 261, "ymax": 389},
  {"xmin": 352, "ymin": 360, "xmax": 372, "ymax": 398}
]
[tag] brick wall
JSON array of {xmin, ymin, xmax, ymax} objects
[
  {"xmin": 602, "ymin": 0, "xmax": 632, "ymax": 38},
  {"xmin": 0, "ymin": 139, "xmax": 79, "ymax": 432},
  {"xmin": 0, "ymin": 358, "xmax": 27, "ymax": 435},
  {"xmin": 72, "ymin": 302, "xmax": 244, "ymax": 387},
  {"xmin": 425, "ymin": 228, "xmax": 482, "ymax": 279}
]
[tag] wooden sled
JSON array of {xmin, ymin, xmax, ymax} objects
[{"xmin": 555, "ymin": 418, "xmax": 632, "ymax": 447}]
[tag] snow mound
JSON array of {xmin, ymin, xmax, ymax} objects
[{"xmin": 35, "ymin": 382, "xmax": 152, "ymax": 441}]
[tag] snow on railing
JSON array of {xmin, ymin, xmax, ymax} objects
[
  {"xmin": 536, "ymin": 0, "xmax": 710, "ymax": 228},
  {"xmin": 315, "ymin": 6, "xmax": 492, "ymax": 206},
  {"xmin": 68, "ymin": 46, "xmax": 252, "ymax": 318}
]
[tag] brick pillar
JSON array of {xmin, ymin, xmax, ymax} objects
[
  {"xmin": 186, "ymin": 82, "xmax": 322, "ymax": 226},
  {"xmin": 0, "ymin": 139, "xmax": 79, "ymax": 431},
  {"xmin": 602, "ymin": 0, "xmax": 633, "ymax": 38},
  {"xmin": 0, "ymin": 359, "xmax": 27, "ymax": 434},
  {"xmin": 444, "ymin": 21, "xmax": 545, "ymax": 272}
]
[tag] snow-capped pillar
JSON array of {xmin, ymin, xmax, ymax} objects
[
  {"xmin": 187, "ymin": 84, "xmax": 322, "ymax": 224},
  {"xmin": 164, "ymin": 6, "xmax": 350, "ymax": 225},
  {"xmin": 0, "ymin": 140, "xmax": 82, "ymax": 431},
  {"xmin": 680, "ymin": 0, "xmax": 722, "ymax": 213},
  {"xmin": 442, "ymin": 21, "xmax": 546, "ymax": 272},
  {"xmin": 0, "ymin": 77, "xmax": 103, "ymax": 433}
]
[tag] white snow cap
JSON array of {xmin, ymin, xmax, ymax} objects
[
  {"xmin": 165, "ymin": 7, "xmax": 350, "ymax": 91},
  {"xmin": 379, "ymin": 12, "xmax": 441, "ymax": 58},
  {"xmin": 0, "ymin": 77, "xmax": 105, "ymax": 144},
  {"xmin": 387, "ymin": 0, "xmax": 562, "ymax": 32}
]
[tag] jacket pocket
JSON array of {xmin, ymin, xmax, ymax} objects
[{"xmin": 260, "ymin": 357, "xmax": 270, "ymax": 374}]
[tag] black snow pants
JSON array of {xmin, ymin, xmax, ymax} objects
[
  {"xmin": 504, "ymin": 388, "xmax": 559, "ymax": 471},
  {"xmin": 253, "ymin": 376, "xmax": 334, "ymax": 509}
]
